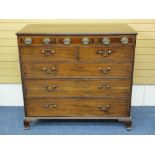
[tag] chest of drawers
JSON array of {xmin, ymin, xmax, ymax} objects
[{"xmin": 16, "ymin": 24, "xmax": 137, "ymax": 130}]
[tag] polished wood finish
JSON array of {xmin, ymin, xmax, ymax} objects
[
  {"xmin": 22, "ymin": 62, "xmax": 132, "ymax": 78},
  {"xmin": 25, "ymin": 98, "xmax": 130, "ymax": 117},
  {"xmin": 20, "ymin": 46, "xmax": 134, "ymax": 62},
  {"xmin": 20, "ymin": 46, "xmax": 75, "ymax": 62},
  {"xmin": 79, "ymin": 47, "xmax": 134, "ymax": 61},
  {"xmin": 24, "ymin": 79, "xmax": 131, "ymax": 97},
  {"xmin": 17, "ymin": 35, "xmax": 135, "ymax": 46},
  {"xmin": 23, "ymin": 119, "xmax": 30, "ymax": 130},
  {"xmin": 16, "ymin": 24, "xmax": 137, "ymax": 35},
  {"xmin": 17, "ymin": 24, "xmax": 137, "ymax": 130}
]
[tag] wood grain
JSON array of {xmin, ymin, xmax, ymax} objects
[
  {"xmin": 25, "ymin": 98, "xmax": 130, "ymax": 117},
  {"xmin": 16, "ymin": 24, "xmax": 136, "ymax": 35},
  {"xmin": 24, "ymin": 79, "xmax": 131, "ymax": 97},
  {"xmin": 20, "ymin": 46, "xmax": 75, "ymax": 62},
  {"xmin": 79, "ymin": 46, "xmax": 134, "ymax": 61},
  {"xmin": 22, "ymin": 62, "xmax": 132, "ymax": 78}
]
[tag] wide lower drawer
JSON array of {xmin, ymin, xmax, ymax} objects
[
  {"xmin": 22, "ymin": 62, "xmax": 132, "ymax": 78},
  {"xmin": 24, "ymin": 79, "xmax": 131, "ymax": 97},
  {"xmin": 79, "ymin": 46, "xmax": 134, "ymax": 61},
  {"xmin": 25, "ymin": 98, "xmax": 130, "ymax": 117},
  {"xmin": 20, "ymin": 46, "xmax": 75, "ymax": 62}
]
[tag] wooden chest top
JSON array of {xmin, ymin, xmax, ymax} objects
[{"xmin": 16, "ymin": 24, "xmax": 137, "ymax": 35}]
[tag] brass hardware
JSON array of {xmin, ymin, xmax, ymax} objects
[
  {"xmin": 43, "ymin": 38, "xmax": 51, "ymax": 44},
  {"xmin": 44, "ymin": 84, "xmax": 57, "ymax": 91},
  {"xmin": 44, "ymin": 103, "xmax": 57, "ymax": 109},
  {"xmin": 63, "ymin": 37, "xmax": 71, "ymax": 45},
  {"xmin": 42, "ymin": 49, "xmax": 55, "ymax": 56},
  {"xmin": 97, "ymin": 84, "xmax": 111, "ymax": 89},
  {"xmin": 42, "ymin": 67, "xmax": 56, "ymax": 74},
  {"xmin": 81, "ymin": 38, "xmax": 90, "ymax": 45},
  {"xmin": 101, "ymin": 37, "xmax": 110, "ymax": 45},
  {"xmin": 98, "ymin": 48, "xmax": 112, "ymax": 57},
  {"xmin": 98, "ymin": 104, "xmax": 110, "ymax": 112},
  {"xmin": 121, "ymin": 37, "xmax": 129, "ymax": 44},
  {"xmin": 24, "ymin": 37, "xmax": 32, "ymax": 45},
  {"xmin": 98, "ymin": 67, "xmax": 111, "ymax": 74},
  {"xmin": 98, "ymin": 51, "xmax": 103, "ymax": 54}
]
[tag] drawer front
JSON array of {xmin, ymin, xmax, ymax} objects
[
  {"xmin": 25, "ymin": 98, "xmax": 130, "ymax": 117},
  {"xmin": 79, "ymin": 47, "xmax": 134, "ymax": 61},
  {"xmin": 22, "ymin": 62, "xmax": 132, "ymax": 78},
  {"xmin": 24, "ymin": 79, "xmax": 131, "ymax": 97},
  {"xmin": 18, "ymin": 35, "xmax": 135, "ymax": 46},
  {"xmin": 20, "ymin": 47, "xmax": 75, "ymax": 62}
]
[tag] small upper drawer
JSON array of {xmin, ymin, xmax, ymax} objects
[
  {"xmin": 17, "ymin": 35, "xmax": 136, "ymax": 46},
  {"xmin": 79, "ymin": 46, "xmax": 134, "ymax": 61},
  {"xmin": 18, "ymin": 36, "xmax": 56, "ymax": 46},
  {"xmin": 20, "ymin": 46, "xmax": 75, "ymax": 62}
]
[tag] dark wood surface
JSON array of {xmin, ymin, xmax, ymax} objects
[
  {"xmin": 24, "ymin": 79, "xmax": 131, "ymax": 97},
  {"xmin": 17, "ymin": 24, "xmax": 137, "ymax": 129},
  {"xmin": 16, "ymin": 24, "xmax": 137, "ymax": 35},
  {"xmin": 17, "ymin": 35, "xmax": 136, "ymax": 46},
  {"xmin": 20, "ymin": 46, "xmax": 134, "ymax": 62},
  {"xmin": 20, "ymin": 46, "xmax": 75, "ymax": 62},
  {"xmin": 25, "ymin": 98, "xmax": 130, "ymax": 117},
  {"xmin": 22, "ymin": 62, "xmax": 133, "ymax": 78}
]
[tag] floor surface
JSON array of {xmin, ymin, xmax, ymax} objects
[{"xmin": 0, "ymin": 106, "xmax": 155, "ymax": 135}]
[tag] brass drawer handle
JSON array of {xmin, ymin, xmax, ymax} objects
[
  {"xmin": 43, "ymin": 38, "xmax": 51, "ymax": 44},
  {"xmin": 42, "ymin": 67, "xmax": 56, "ymax": 74},
  {"xmin": 44, "ymin": 84, "xmax": 57, "ymax": 91},
  {"xmin": 44, "ymin": 103, "xmax": 57, "ymax": 109},
  {"xmin": 98, "ymin": 67, "xmax": 111, "ymax": 74},
  {"xmin": 42, "ymin": 49, "xmax": 55, "ymax": 56},
  {"xmin": 97, "ymin": 84, "xmax": 111, "ymax": 89},
  {"xmin": 98, "ymin": 104, "xmax": 110, "ymax": 112},
  {"xmin": 63, "ymin": 38, "xmax": 71, "ymax": 45},
  {"xmin": 121, "ymin": 37, "xmax": 129, "ymax": 44},
  {"xmin": 24, "ymin": 37, "xmax": 32, "ymax": 45},
  {"xmin": 81, "ymin": 38, "xmax": 90, "ymax": 45},
  {"xmin": 101, "ymin": 37, "xmax": 111, "ymax": 45},
  {"xmin": 98, "ymin": 48, "xmax": 112, "ymax": 57}
]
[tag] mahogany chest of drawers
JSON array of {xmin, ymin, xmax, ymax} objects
[{"xmin": 16, "ymin": 24, "xmax": 137, "ymax": 130}]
